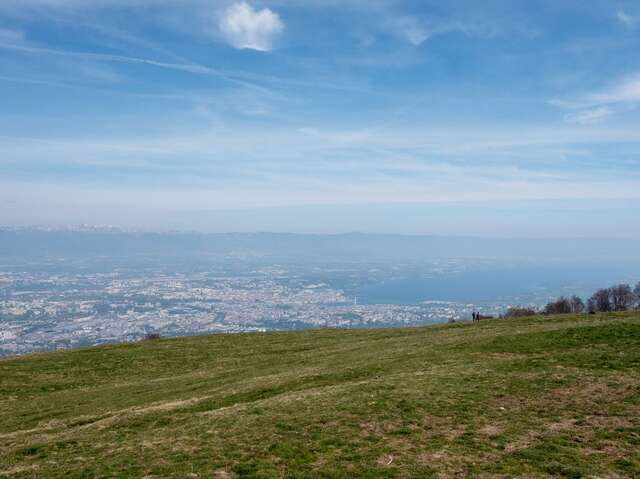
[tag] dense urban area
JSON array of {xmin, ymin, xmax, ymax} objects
[{"xmin": 0, "ymin": 260, "xmax": 509, "ymax": 356}]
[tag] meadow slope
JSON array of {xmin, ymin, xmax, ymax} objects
[{"xmin": 1, "ymin": 312, "xmax": 639, "ymax": 478}]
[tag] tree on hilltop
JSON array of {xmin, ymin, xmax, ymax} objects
[
  {"xmin": 588, "ymin": 288, "xmax": 612, "ymax": 313},
  {"xmin": 544, "ymin": 297, "xmax": 571, "ymax": 315},
  {"xmin": 588, "ymin": 284, "xmax": 635, "ymax": 313},
  {"xmin": 544, "ymin": 295, "xmax": 585, "ymax": 315},
  {"xmin": 610, "ymin": 284, "xmax": 635, "ymax": 311},
  {"xmin": 504, "ymin": 307, "xmax": 537, "ymax": 318},
  {"xmin": 569, "ymin": 295, "xmax": 585, "ymax": 313}
]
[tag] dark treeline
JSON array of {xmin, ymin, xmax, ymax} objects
[{"xmin": 504, "ymin": 281, "xmax": 640, "ymax": 318}]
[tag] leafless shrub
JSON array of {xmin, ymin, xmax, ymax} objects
[{"xmin": 504, "ymin": 307, "xmax": 537, "ymax": 318}]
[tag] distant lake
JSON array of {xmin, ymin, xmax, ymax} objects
[{"xmin": 355, "ymin": 260, "xmax": 640, "ymax": 305}]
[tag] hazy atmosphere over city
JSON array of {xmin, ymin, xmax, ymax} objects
[{"xmin": 1, "ymin": 0, "xmax": 640, "ymax": 235}]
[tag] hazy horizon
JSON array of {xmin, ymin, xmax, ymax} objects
[
  {"xmin": 2, "ymin": 224, "xmax": 640, "ymax": 241},
  {"xmin": 2, "ymin": 197, "xmax": 640, "ymax": 239}
]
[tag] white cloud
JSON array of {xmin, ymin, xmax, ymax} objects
[
  {"xmin": 386, "ymin": 16, "xmax": 430, "ymax": 46},
  {"xmin": 219, "ymin": 2, "xmax": 284, "ymax": 52},
  {"xmin": 564, "ymin": 107, "xmax": 614, "ymax": 125},
  {"xmin": 617, "ymin": 10, "xmax": 636, "ymax": 27}
]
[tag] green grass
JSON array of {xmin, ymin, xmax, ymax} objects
[{"xmin": 1, "ymin": 311, "xmax": 640, "ymax": 478}]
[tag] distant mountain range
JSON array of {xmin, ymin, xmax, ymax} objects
[{"xmin": 1, "ymin": 228, "xmax": 638, "ymax": 262}]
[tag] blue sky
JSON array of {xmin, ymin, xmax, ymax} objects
[{"xmin": 1, "ymin": 0, "xmax": 640, "ymax": 236}]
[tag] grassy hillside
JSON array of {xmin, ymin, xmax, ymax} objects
[{"xmin": 1, "ymin": 312, "xmax": 639, "ymax": 478}]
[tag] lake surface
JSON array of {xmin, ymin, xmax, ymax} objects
[{"xmin": 356, "ymin": 260, "xmax": 640, "ymax": 305}]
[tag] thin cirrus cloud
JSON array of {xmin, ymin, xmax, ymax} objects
[
  {"xmin": 586, "ymin": 74, "xmax": 640, "ymax": 106},
  {"xmin": 563, "ymin": 107, "xmax": 614, "ymax": 125},
  {"xmin": 0, "ymin": 41, "xmax": 274, "ymax": 93},
  {"xmin": 553, "ymin": 74, "xmax": 640, "ymax": 123},
  {"xmin": 219, "ymin": 2, "xmax": 284, "ymax": 52},
  {"xmin": 381, "ymin": 13, "xmax": 506, "ymax": 47}
]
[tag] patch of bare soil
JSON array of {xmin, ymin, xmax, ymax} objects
[
  {"xmin": 0, "ymin": 464, "xmax": 40, "ymax": 477},
  {"xmin": 359, "ymin": 419, "xmax": 402, "ymax": 436},
  {"xmin": 504, "ymin": 431, "xmax": 540, "ymax": 453},
  {"xmin": 214, "ymin": 469, "xmax": 234, "ymax": 478},
  {"xmin": 478, "ymin": 424, "xmax": 504, "ymax": 437}
]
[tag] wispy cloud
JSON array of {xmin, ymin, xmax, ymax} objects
[
  {"xmin": 0, "ymin": 36, "xmax": 362, "ymax": 94},
  {"xmin": 586, "ymin": 74, "xmax": 640, "ymax": 105},
  {"xmin": 4, "ymin": 123, "xmax": 640, "ymax": 174},
  {"xmin": 563, "ymin": 107, "xmax": 614, "ymax": 125},
  {"xmin": 552, "ymin": 74, "xmax": 640, "ymax": 123},
  {"xmin": 617, "ymin": 10, "xmax": 637, "ymax": 28},
  {"xmin": 0, "ymin": 41, "xmax": 272, "ymax": 93},
  {"xmin": 2, "ymin": 118, "xmax": 640, "ymax": 230},
  {"xmin": 219, "ymin": 2, "xmax": 284, "ymax": 52},
  {"xmin": 379, "ymin": 9, "xmax": 519, "ymax": 47},
  {"xmin": 385, "ymin": 16, "xmax": 431, "ymax": 46}
]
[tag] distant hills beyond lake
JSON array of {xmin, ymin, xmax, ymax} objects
[{"xmin": 1, "ymin": 229, "xmax": 638, "ymax": 262}]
